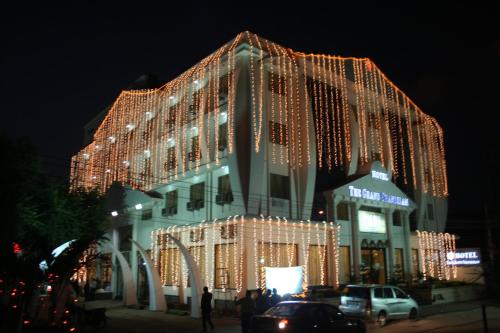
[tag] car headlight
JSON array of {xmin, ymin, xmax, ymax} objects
[{"xmin": 278, "ymin": 319, "xmax": 288, "ymax": 329}]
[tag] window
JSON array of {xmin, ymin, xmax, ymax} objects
[
  {"xmin": 165, "ymin": 108, "xmax": 176, "ymax": 131},
  {"xmin": 164, "ymin": 147, "xmax": 176, "ymax": 171},
  {"xmin": 427, "ymin": 204, "xmax": 434, "ymax": 220},
  {"xmin": 188, "ymin": 246, "xmax": 205, "ymax": 287},
  {"xmin": 216, "ymin": 174, "xmax": 233, "ymax": 205},
  {"xmin": 268, "ymin": 73, "xmax": 287, "ymax": 96},
  {"xmin": 308, "ymin": 245, "xmax": 328, "ymax": 286},
  {"xmin": 336, "ymin": 202, "xmax": 349, "ymax": 220},
  {"xmin": 339, "ymin": 246, "xmax": 351, "ymax": 284},
  {"xmin": 141, "ymin": 208, "xmax": 153, "ymax": 220},
  {"xmin": 218, "ymin": 123, "xmax": 228, "ymax": 151},
  {"xmin": 270, "ymin": 174, "xmax": 290, "ymax": 200},
  {"xmin": 393, "ymin": 211, "xmax": 402, "ymax": 226},
  {"xmin": 269, "ymin": 121, "xmax": 287, "ymax": 145},
  {"xmin": 159, "ymin": 248, "xmax": 180, "ymax": 286},
  {"xmin": 163, "ymin": 190, "xmax": 178, "ymax": 216},
  {"xmin": 189, "ymin": 136, "xmax": 201, "ymax": 161},
  {"xmin": 393, "ymin": 288, "xmax": 407, "ymax": 299},
  {"xmin": 214, "ymin": 243, "xmax": 236, "ymax": 289},
  {"xmin": 394, "ymin": 248, "xmax": 404, "ymax": 281},
  {"xmin": 189, "ymin": 182, "xmax": 205, "ymax": 210},
  {"xmin": 383, "ymin": 288, "xmax": 394, "ymax": 298},
  {"xmin": 218, "ymin": 174, "xmax": 231, "ymax": 195},
  {"xmin": 374, "ymin": 287, "xmax": 384, "ymax": 298},
  {"xmin": 219, "ymin": 74, "xmax": 229, "ymax": 96},
  {"xmin": 411, "ymin": 249, "xmax": 419, "ymax": 279}
]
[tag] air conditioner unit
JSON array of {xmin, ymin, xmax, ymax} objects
[
  {"xmin": 161, "ymin": 208, "xmax": 167, "ymax": 216},
  {"xmin": 169, "ymin": 206, "xmax": 177, "ymax": 215},
  {"xmin": 187, "ymin": 201, "xmax": 195, "ymax": 211}
]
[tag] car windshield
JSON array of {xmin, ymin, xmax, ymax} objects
[
  {"xmin": 342, "ymin": 287, "xmax": 370, "ymax": 299},
  {"xmin": 265, "ymin": 303, "xmax": 302, "ymax": 316}
]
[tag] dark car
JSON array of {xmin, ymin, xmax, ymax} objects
[{"xmin": 251, "ymin": 301, "xmax": 366, "ymax": 333}]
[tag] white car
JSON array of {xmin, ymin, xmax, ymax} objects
[{"xmin": 339, "ymin": 284, "xmax": 419, "ymax": 326}]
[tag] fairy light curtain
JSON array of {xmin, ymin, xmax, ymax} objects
[
  {"xmin": 70, "ymin": 32, "xmax": 447, "ymax": 198},
  {"xmin": 416, "ymin": 230, "xmax": 458, "ymax": 280},
  {"xmin": 150, "ymin": 216, "xmax": 341, "ymax": 293}
]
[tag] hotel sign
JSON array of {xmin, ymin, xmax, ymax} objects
[
  {"xmin": 447, "ymin": 248, "xmax": 481, "ymax": 266},
  {"xmin": 348, "ymin": 186, "xmax": 409, "ymax": 207},
  {"xmin": 371, "ymin": 170, "xmax": 389, "ymax": 181}
]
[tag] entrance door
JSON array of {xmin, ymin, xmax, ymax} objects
[{"xmin": 361, "ymin": 248, "xmax": 386, "ymax": 284}]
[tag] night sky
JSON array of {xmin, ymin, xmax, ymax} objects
[{"xmin": 3, "ymin": 2, "xmax": 499, "ymax": 221}]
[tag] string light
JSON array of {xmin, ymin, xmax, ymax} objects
[{"xmin": 70, "ymin": 32, "xmax": 447, "ymax": 197}]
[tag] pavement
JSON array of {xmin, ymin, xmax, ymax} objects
[{"xmin": 83, "ymin": 298, "xmax": 500, "ymax": 333}]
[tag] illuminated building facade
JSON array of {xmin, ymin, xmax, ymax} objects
[{"xmin": 71, "ymin": 32, "xmax": 452, "ymax": 304}]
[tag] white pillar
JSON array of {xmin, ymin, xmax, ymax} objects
[
  {"xmin": 402, "ymin": 211, "xmax": 413, "ymax": 281},
  {"xmin": 107, "ymin": 242, "xmax": 137, "ymax": 307},
  {"xmin": 384, "ymin": 208, "xmax": 395, "ymax": 279},
  {"xmin": 350, "ymin": 202, "xmax": 361, "ymax": 281}
]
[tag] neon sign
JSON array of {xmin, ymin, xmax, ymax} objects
[{"xmin": 348, "ymin": 186, "xmax": 409, "ymax": 206}]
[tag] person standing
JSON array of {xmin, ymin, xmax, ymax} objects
[
  {"xmin": 201, "ymin": 286, "xmax": 214, "ymax": 332},
  {"xmin": 270, "ymin": 288, "xmax": 281, "ymax": 306},
  {"xmin": 235, "ymin": 290, "xmax": 255, "ymax": 333},
  {"xmin": 255, "ymin": 288, "xmax": 268, "ymax": 314}
]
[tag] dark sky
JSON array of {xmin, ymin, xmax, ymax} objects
[{"xmin": 2, "ymin": 2, "xmax": 499, "ymax": 218}]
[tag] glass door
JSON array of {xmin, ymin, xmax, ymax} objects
[{"xmin": 361, "ymin": 248, "xmax": 386, "ymax": 284}]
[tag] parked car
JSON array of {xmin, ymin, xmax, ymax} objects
[
  {"xmin": 251, "ymin": 301, "xmax": 366, "ymax": 333},
  {"xmin": 338, "ymin": 284, "xmax": 419, "ymax": 326},
  {"xmin": 305, "ymin": 285, "xmax": 340, "ymax": 305}
]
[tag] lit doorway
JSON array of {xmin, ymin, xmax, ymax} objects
[{"xmin": 361, "ymin": 248, "xmax": 386, "ymax": 284}]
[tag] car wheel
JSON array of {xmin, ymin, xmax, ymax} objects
[
  {"xmin": 409, "ymin": 307, "xmax": 418, "ymax": 321},
  {"xmin": 377, "ymin": 311, "xmax": 387, "ymax": 327}
]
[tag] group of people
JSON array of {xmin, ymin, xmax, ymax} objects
[{"xmin": 200, "ymin": 286, "xmax": 282, "ymax": 333}]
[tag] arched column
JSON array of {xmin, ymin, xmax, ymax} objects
[
  {"xmin": 131, "ymin": 240, "xmax": 167, "ymax": 312},
  {"xmin": 166, "ymin": 233, "xmax": 202, "ymax": 319},
  {"xmin": 106, "ymin": 242, "xmax": 137, "ymax": 307}
]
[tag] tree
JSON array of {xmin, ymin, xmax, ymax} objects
[{"xmin": 0, "ymin": 134, "xmax": 109, "ymax": 332}]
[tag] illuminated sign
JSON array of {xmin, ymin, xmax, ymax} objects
[
  {"xmin": 371, "ymin": 170, "xmax": 389, "ymax": 181},
  {"xmin": 348, "ymin": 186, "xmax": 409, "ymax": 207},
  {"xmin": 447, "ymin": 248, "xmax": 481, "ymax": 266},
  {"xmin": 265, "ymin": 266, "xmax": 303, "ymax": 295},
  {"xmin": 359, "ymin": 210, "xmax": 386, "ymax": 233}
]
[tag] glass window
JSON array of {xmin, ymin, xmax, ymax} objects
[
  {"xmin": 383, "ymin": 288, "xmax": 394, "ymax": 298},
  {"xmin": 218, "ymin": 174, "xmax": 231, "ymax": 194},
  {"xmin": 269, "ymin": 121, "xmax": 288, "ymax": 146},
  {"xmin": 336, "ymin": 202, "xmax": 350, "ymax": 220},
  {"xmin": 308, "ymin": 245, "xmax": 328, "ymax": 286},
  {"xmin": 218, "ymin": 123, "xmax": 228, "ymax": 151},
  {"xmin": 270, "ymin": 174, "xmax": 290, "ymax": 200},
  {"xmin": 339, "ymin": 246, "xmax": 351, "ymax": 284},
  {"xmin": 374, "ymin": 288, "xmax": 383, "ymax": 298},
  {"xmin": 268, "ymin": 73, "xmax": 287, "ymax": 96},
  {"xmin": 214, "ymin": 243, "xmax": 236, "ymax": 289},
  {"xmin": 141, "ymin": 208, "xmax": 152, "ymax": 220},
  {"xmin": 393, "ymin": 211, "xmax": 402, "ymax": 226},
  {"xmin": 164, "ymin": 146, "xmax": 176, "ymax": 171},
  {"xmin": 165, "ymin": 190, "xmax": 178, "ymax": 209},
  {"xmin": 411, "ymin": 249, "xmax": 419, "ymax": 279},
  {"xmin": 393, "ymin": 288, "xmax": 407, "ymax": 299},
  {"xmin": 190, "ymin": 182, "xmax": 205, "ymax": 208},
  {"xmin": 343, "ymin": 287, "xmax": 370, "ymax": 299},
  {"xmin": 394, "ymin": 248, "xmax": 404, "ymax": 281}
]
